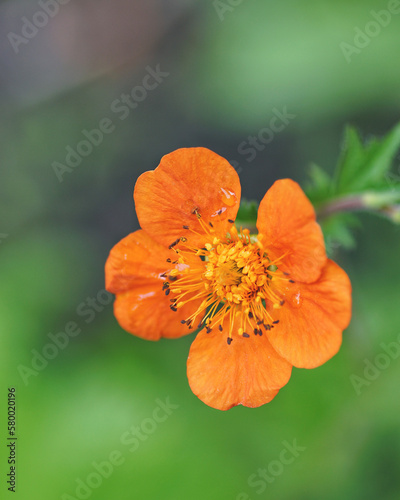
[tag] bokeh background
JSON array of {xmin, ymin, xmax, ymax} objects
[{"xmin": 1, "ymin": 1, "xmax": 400, "ymax": 499}]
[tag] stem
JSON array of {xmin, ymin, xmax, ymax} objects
[
  {"xmin": 317, "ymin": 195, "xmax": 367, "ymax": 219},
  {"xmin": 317, "ymin": 192, "xmax": 400, "ymax": 224}
]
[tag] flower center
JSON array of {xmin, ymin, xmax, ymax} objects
[
  {"xmin": 162, "ymin": 211, "xmax": 294, "ymax": 345},
  {"xmin": 205, "ymin": 239, "xmax": 270, "ymax": 304},
  {"xmin": 215, "ymin": 260, "xmax": 243, "ymax": 286}
]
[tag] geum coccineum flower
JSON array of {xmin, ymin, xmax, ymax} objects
[{"xmin": 105, "ymin": 148, "xmax": 352, "ymax": 410}]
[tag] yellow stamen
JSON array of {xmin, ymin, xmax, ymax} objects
[{"xmin": 164, "ymin": 212, "xmax": 294, "ymax": 344}]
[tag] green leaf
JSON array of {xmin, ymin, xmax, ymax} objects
[
  {"xmin": 306, "ymin": 124, "xmax": 400, "ymax": 251},
  {"xmin": 236, "ymin": 199, "xmax": 258, "ymax": 228},
  {"xmin": 320, "ymin": 213, "xmax": 361, "ymax": 255},
  {"xmin": 335, "ymin": 123, "xmax": 400, "ymax": 194},
  {"xmin": 305, "ymin": 163, "xmax": 333, "ymax": 205}
]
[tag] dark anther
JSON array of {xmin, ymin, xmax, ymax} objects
[
  {"xmin": 160, "ymin": 272, "xmax": 167, "ymax": 278},
  {"xmin": 170, "ymin": 305, "xmax": 177, "ymax": 312},
  {"xmin": 168, "ymin": 275, "xmax": 178, "ymax": 282},
  {"xmin": 206, "ymin": 327, "xmax": 212, "ymax": 334},
  {"xmin": 165, "ymin": 289, "xmax": 170, "ymax": 296},
  {"xmin": 257, "ymin": 320, "xmax": 263, "ymax": 325},
  {"xmin": 243, "ymin": 332, "xmax": 250, "ymax": 338},
  {"xmin": 228, "ymin": 219, "xmax": 234, "ymax": 224},
  {"xmin": 191, "ymin": 207, "xmax": 201, "ymax": 218},
  {"xmin": 248, "ymin": 311, "xmax": 254, "ymax": 319},
  {"xmin": 263, "ymin": 324, "xmax": 271, "ymax": 331},
  {"xmin": 219, "ymin": 325, "xmax": 223, "ymax": 332},
  {"xmin": 162, "ymin": 282, "xmax": 169, "ymax": 290},
  {"xmin": 168, "ymin": 238, "xmax": 181, "ymax": 249},
  {"xmin": 209, "ymin": 222, "xmax": 214, "ymax": 228},
  {"xmin": 289, "ymin": 280, "xmax": 295, "ymax": 284},
  {"xmin": 280, "ymin": 300, "xmax": 285, "ymax": 306},
  {"xmin": 254, "ymin": 328, "xmax": 259, "ymax": 335},
  {"xmin": 216, "ymin": 209, "xmax": 223, "ymax": 215},
  {"xmin": 258, "ymin": 330, "xmax": 263, "ymax": 336},
  {"xmin": 273, "ymin": 320, "xmax": 279, "ymax": 324},
  {"xmin": 181, "ymin": 320, "xmax": 187, "ymax": 324},
  {"xmin": 284, "ymin": 272, "xmax": 290, "ymax": 276},
  {"xmin": 227, "ymin": 337, "xmax": 232, "ymax": 345},
  {"xmin": 166, "ymin": 258, "xmax": 172, "ymax": 263},
  {"xmin": 183, "ymin": 225, "xmax": 189, "ymax": 230}
]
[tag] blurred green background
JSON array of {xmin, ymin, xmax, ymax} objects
[{"xmin": 1, "ymin": 1, "xmax": 400, "ymax": 499}]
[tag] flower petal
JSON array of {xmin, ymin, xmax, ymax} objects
[
  {"xmin": 187, "ymin": 318, "xmax": 292, "ymax": 410},
  {"xmin": 105, "ymin": 230, "xmax": 203, "ymax": 340},
  {"xmin": 257, "ymin": 179, "xmax": 326, "ymax": 283},
  {"xmin": 267, "ymin": 259, "xmax": 352, "ymax": 368},
  {"xmin": 114, "ymin": 281, "xmax": 202, "ymax": 340},
  {"xmin": 134, "ymin": 148, "xmax": 241, "ymax": 248},
  {"xmin": 105, "ymin": 230, "xmax": 175, "ymax": 294}
]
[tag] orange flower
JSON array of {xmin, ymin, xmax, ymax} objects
[{"xmin": 105, "ymin": 148, "xmax": 352, "ymax": 410}]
